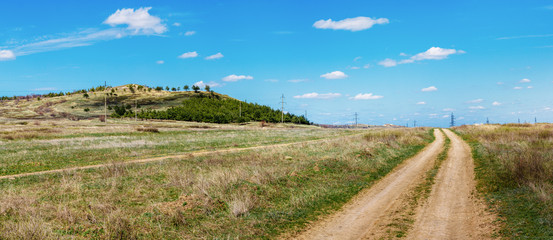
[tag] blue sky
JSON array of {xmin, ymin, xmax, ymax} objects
[{"xmin": 1, "ymin": 0, "xmax": 553, "ymax": 126}]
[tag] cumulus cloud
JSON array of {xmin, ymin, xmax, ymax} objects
[
  {"xmin": 513, "ymin": 86, "xmax": 523, "ymax": 90},
  {"xmin": 320, "ymin": 71, "xmax": 348, "ymax": 79},
  {"xmin": 156, "ymin": 60, "xmax": 164, "ymax": 64},
  {"xmin": 173, "ymin": 22, "xmax": 181, "ymax": 27},
  {"xmin": 184, "ymin": 31, "xmax": 196, "ymax": 36},
  {"xmin": 380, "ymin": 47, "xmax": 464, "ymax": 67},
  {"xmin": 313, "ymin": 16, "xmax": 389, "ymax": 31},
  {"xmin": 0, "ymin": 50, "xmax": 16, "ymax": 61},
  {"xmin": 492, "ymin": 101, "xmax": 501, "ymax": 106},
  {"xmin": 467, "ymin": 99, "xmax": 483, "ymax": 103},
  {"xmin": 104, "ymin": 7, "xmax": 167, "ymax": 34},
  {"xmin": 421, "ymin": 86, "xmax": 437, "ymax": 92},
  {"xmin": 520, "ymin": 78, "xmax": 531, "ymax": 83},
  {"xmin": 416, "ymin": 101, "xmax": 426, "ymax": 105},
  {"xmin": 222, "ymin": 74, "xmax": 253, "ymax": 82},
  {"xmin": 350, "ymin": 93, "xmax": 383, "ymax": 100},
  {"xmin": 194, "ymin": 81, "xmax": 220, "ymax": 88},
  {"xmin": 378, "ymin": 58, "xmax": 397, "ymax": 67},
  {"xmin": 293, "ymin": 92, "xmax": 341, "ymax": 99},
  {"xmin": 205, "ymin": 52, "xmax": 223, "ymax": 60},
  {"xmin": 178, "ymin": 51, "xmax": 198, "ymax": 58},
  {"xmin": 469, "ymin": 106, "xmax": 485, "ymax": 110}
]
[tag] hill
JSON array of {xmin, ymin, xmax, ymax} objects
[{"xmin": 0, "ymin": 84, "xmax": 309, "ymax": 124}]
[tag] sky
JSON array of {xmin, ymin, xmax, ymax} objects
[{"xmin": 1, "ymin": 0, "xmax": 553, "ymax": 127}]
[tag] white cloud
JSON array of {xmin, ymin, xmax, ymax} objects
[
  {"xmin": 173, "ymin": 22, "xmax": 181, "ymax": 27},
  {"xmin": 378, "ymin": 58, "xmax": 397, "ymax": 67},
  {"xmin": 265, "ymin": 79, "xmax": 278, "ymax": 82},
  {"xmin": 467, "ymin": 98, "xmax": 483, "ymax": 103},
  {"xmin": 178, "ymin": 51, "xmax": 198, "ymax": 58},
  {"xmin": 313, "ymin": 16, "xmax": 389, "ymax": 31},
  {"xmin": 469, "ymin": 106, "xmax": 485, "ymax": 110},
  {"xmin": 184, "ymin": 31, "xmax": 196, "ymax": 36},
  {"xmin": 288, "ymin": 79, "xmax": 308, "ymax": 83},
  {"xmin": 353, "ymin": 56, "xmax": 362, "ymax": 61},
  {"xmin": 0, "ymin": 50, "xmax": 15, "ymax": 61},
  {"xmin": 497, "ymin": 82, "xmax": 504, "ymax": 85},
  {"xmin": 320, "ymin": 71, "xmax": 348, "ymax": 79},
  {"xmin": 513, "ymin": 86, "xmax": 523, "ymax": 90},
  {"xmin": 421, "ymin": 86, "xmax": 437, "ymax": 92},
  {"xmin": 205, "ymin": 52, "xmax": 223, "ymax": 60},
  {"xmin": 349, "ymin": 66, "xmax": 360, "ymax": 70},
  {"xmin": 520, "ymin": 78, "xmax": 531, "ymax": 83},
  {"xmin": 363, "ymin": 64, "xmax": 370, "ymax": 69},
  {"xmin": 222, "ymin": 74, "xmax": 253, "ymax": 82},
  {"xmin": 528, "ymin": 86, "xmax": 533, "ymax": 89},
  {"xmin": 442, "ymin": 115, "xmax": 450, "ymax": 118},
  {"xmin": 350, "ymin": 93, "xmax": 383, "ymax": 100},
  {"xmin": 492, "ymin": 101, "xmax": 501, "ymax": 106},
  {"xmin": 156, "ymin": 60, "xmax": 164, "ymax": 64},
  {"xmin": 293, "ymin": 92, "xmax": 341, "ymax": 99},
  {"xmin": 104, "ymin": 7, "xmax": 167, "ymax": 34},
  {"xmin": 416, "ymin": 101, "xmax": 426, "ymax": 105},
  {"xmin": 381, "ymin": 47, "xmax": 464, "ymax": 67},
  {"xmin": 194, "ymin": 81, "xmax": 220, "ymax": 88},
  {"xmin": 443, "ymin": 108, "xmax": 455, "ymax": 112}
]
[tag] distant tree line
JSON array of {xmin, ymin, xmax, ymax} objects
[{"xmin": 111, "ymin": 94, "xmax": 310, "ymax": 124}]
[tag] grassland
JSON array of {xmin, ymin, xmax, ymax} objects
[
  {"xmin": 0, "ymin": 119, "xmax": 348, "ymax": 176},
  {"xmin": 456, "ymin": 124, "xmax": 553, "ymax": 239},
  {"xmin": 0, "ymin": 121, "xmax": 432, "ymax": 239}
]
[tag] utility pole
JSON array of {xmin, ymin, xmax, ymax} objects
[
  {"xmin": 354, "ymin": 112, "xmax": 358, "ymax": 128},
  {"xmin": 518, "ymin": 118, "xmax": 520, "ymax": 124},
  {"xmin": 450, "ymin": 112, "xmax": 455, "ymax": 127},
  {"xmin": 280, "ymin": 94, "xmax": 285, "ymax": 123},
  {"xmin": 486, "ymin": 117, "xmax": 489, "ymax": 124},
  {"xmin": 414, "ymin": 120, "xmax": 417, "ymax": 127},
  {"xmin": 535, "ymin": 117, "xmax": 537, "ymax": 124},
  {"xmin": 104, "ymin": 81, "xmax": 107, "ymax": 124}
]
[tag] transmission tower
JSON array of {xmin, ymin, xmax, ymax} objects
[
  {"xmin": 354, "ymin": 112, "xmax": 358, "ymax": 128},
  {"xmin": 280, "ymin": 94, "xmax": 286, "ymax": 123},
  {"xmin": 413, "ymin": 120, "xmax": 417, "ymax": 127},
  {"xmin": 450, "ymin": 112, "xmax": 455, "ymax": 127},
  {"xmin": 486, "ymin": 117, "xmax": 489, "ymax": 124}
]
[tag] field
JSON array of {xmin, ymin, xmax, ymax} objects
[
  {"xmin": 456, "ymin": 124, "xmax": 553, "ymax": 239},
  {"xmin": 0, "ymin": 118, "xmax": 432, "ymax": 239}
]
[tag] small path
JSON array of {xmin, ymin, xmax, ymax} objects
[
  {"xmin": 0, "ymin": 135, "xmax": 359, "ymax": 180},
  {"xmin": 294, "ymin": 129, "xmax": 445, "ymax": 240},
  {"xmin": 408, "ymin": 129, "xmax": 496, "ymax": 239}
]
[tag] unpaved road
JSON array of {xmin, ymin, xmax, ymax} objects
[
  {"xmin": 294, "ymin": 129, "xmax": 445, "ymax": 240},
  {"xmin": 408, "ymin": 129, "xmax": 495, "ymax": 239},
  {"xmin": 295, "ymin": 129, "xmax": 495, "ymax": 240},
  {"xmin": 0, "ymin": 134, "xmax": 359, "ymax": 180}
]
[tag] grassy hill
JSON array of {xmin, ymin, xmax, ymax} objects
[{"xmin": 0, "ymin": 84, "xmax": 308, "ymax": 124}]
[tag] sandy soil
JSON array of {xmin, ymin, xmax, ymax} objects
[
  {"xmin": 408, "ymin": 129, "xmax": 496, "ymax": 239},
  {"xmin": 294, "ymin": 129, "xmax": 445, "ymax": 240}
]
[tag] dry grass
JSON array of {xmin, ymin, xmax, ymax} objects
[
  {"xmin": 0, "ymin": 127, "xmax": 432, "ymax": 239},
  {"xmin": 456, "ymin": 123, "xmax": 553, "ymax": 237}
]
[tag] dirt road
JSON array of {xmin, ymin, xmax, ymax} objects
[
  {"xmin": 408, "ymin": 129, "xmax": 495, "ymax": 239},
  {"xmin": 295, "ymin": 129, "xmax": 495, "ymax": 240},
  {"xmin": 294, "ymin": 129, "xmax": 445, "ymax": 240}
]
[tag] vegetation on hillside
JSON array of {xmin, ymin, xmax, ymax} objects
[
  {"xmin": 456, "ymin": 124, "xmax": 553, "ymax": 238},
  {"xmin": 111, "ymin": 94, "xmax": 310, "ymax": 124}
]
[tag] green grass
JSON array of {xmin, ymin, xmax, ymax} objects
[
  {"xmin": 455, "ymin": 125, "xmax": 553, "ymax": 239},
  {"xmin": 0, "ymin": 128, "xmax": 433, "ymax": 239},
  {"xmin": 0, "ymin": 127, "xmax": 354, "ymax": 176}
]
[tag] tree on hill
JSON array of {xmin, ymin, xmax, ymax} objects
[
  {"xmin": 192, "ymin": 85, "xmax": 200, "ymax": 93},
  {"xmin": 165, "ymin": 86, "xmax": 170, "ymax": 91},
  {"xmin": 184, "ymin": 85, "xmax": 189, "ymax": 91},
  {"xmin": 83, "ymin": 93, "xmax": 89, "ymax": 99},
  {"xmin": 171, "ymin": 87, "xmax": 176, "ymax": 91},
  {"xmin": 205, "ymin": 85, "xmax": 211, "ymax": 92}
]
